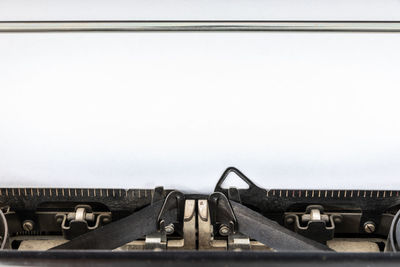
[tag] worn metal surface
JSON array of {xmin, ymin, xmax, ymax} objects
[{"xmin": 182, "ymin": 200, "xmax": 196, "ymax": 249}]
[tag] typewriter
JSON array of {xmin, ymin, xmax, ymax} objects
[
  {"xmin": 1, "ymin": 167, "xmax": 400, "ymax": 266},
  {"xmin": 2, "ymin": 20, "xmax": 400, "ymax": 266}
]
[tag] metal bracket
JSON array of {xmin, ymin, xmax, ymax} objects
[
  {"xmin": 56, "ymin": 204, "xmax": 111, "ymax": 240},
  {"xmin": 208, "ymin": 192, "xmax": 237, "ymax": 236},
  {"xmin": 214, "ymin": 167, "xmax": 257, "ymax": 193},
  {"xmin": 198, "ymin": 199, "xmax": 228, "ymax": 250},
  {"xmin": 143, "ymin": 191, "xmax": 185, "ymax": 251},
  {"xmin": 157, "ymin": 191, "xmax": 185, "ymax": 236},
  {"xmin": 228, "ymin": 233, "xmax": 251, "ymax": 251},
  {"xmin": 284, "ymin": 205, "xmax": 341, "ymax": 244}
]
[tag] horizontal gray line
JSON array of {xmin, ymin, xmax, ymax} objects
[{"xmin": 1, "ymin": 21, "xmax": 400, "ymax": 32}]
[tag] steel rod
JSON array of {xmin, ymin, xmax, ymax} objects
[{"xmin": 1, "ymin": 21, "xmax": 400, "ymax": 32}]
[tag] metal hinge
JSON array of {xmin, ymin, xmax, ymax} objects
[
  {"xmin": 55, "ymin": 204, "xmax": 111, "ymax": 240},
  {"xmin": 284, "ymin": 205, "xmax": 342, "ymax": 243}
]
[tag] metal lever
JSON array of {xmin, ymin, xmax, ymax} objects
[
  {"xmin": 52, "ymin": 190, "xmax": 184, "ymax": 250},
  {"xmin": 230, "ymin": 201, "xmax": 332, "ymax": 251}
]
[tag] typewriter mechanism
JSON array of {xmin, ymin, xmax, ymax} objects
[{"xmin": 1, "ymin": 167, "xmax": 400, "ymax": 266}]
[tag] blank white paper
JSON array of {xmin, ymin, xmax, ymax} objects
[{"xmin": 1, "ymin": 1, "xmax": 400, "ymax": 192}]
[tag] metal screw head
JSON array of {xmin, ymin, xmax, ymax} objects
[
  {"xmin": 333, "ymin": 216, "xmax": 342, "ymax": 224},
  {"xmin": 56, "ymin": 217, "xmax": 63, "ymax": 224},
  {"xmin": 363, "ymin": 221, "xmax": 376, "ymax": 233},
  {"xmin": 219, "ymin": 224, "xmax": 230, "ymax": 236},
  {"xmin": 22, "ymin": 220, "xmax": 35, "ymax": 231},
  {"xmin": 165, "ymin": 223, "xmax": 175, "ymax": 235},
  {"xmin": 285, "ymin": 217, "xmax": 294, "ymax": 224}
]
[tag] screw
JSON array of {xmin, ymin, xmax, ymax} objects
[
  {"xmin": 333, "ymin": 216, "xmax": 342, "ymax": 224},
  {"xmin": 56, "ymin": 217, "xmax": 63, "ymax": 224},
  {"xmin": 165, "ymin": 223, "xmax": 175, "ymax": 235},
  {"xmin": 364, "ymin": 221, "xmax": 376, "ymax": 233},
  {"xmin": 22, "ymin": 220, "xmax": 35, "ymax": 231},
  {"xmin": 219, "ymin": 224, "xmax": 230, "ymax": 236},
  {"xmin": 286, "ymin": 217, "xmax": 294, "ymax": 224}
]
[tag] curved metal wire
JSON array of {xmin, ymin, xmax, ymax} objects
[
  {"xmin": 0, "ymin": 208, "xmax": 8, "ymax": 249},
  {"xmin": 388, "ymin": 209, "xmax": 400, "ymax": 252}
]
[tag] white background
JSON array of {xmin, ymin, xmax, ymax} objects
[
  {"xmin": 1, "ymin": 0, "xmax": 400, "ymax": 20},
  {"xmin": 1, "ymin": 1, "xmax": 400, "ymax": 192}
]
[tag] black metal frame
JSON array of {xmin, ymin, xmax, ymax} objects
[
  {"xmin": 1, "ymin": 251, "xmax": 400, "ymax": 266},
  {"xmin": 1, "ymin": 167, "xmax": 400, "ymax": 265}
]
